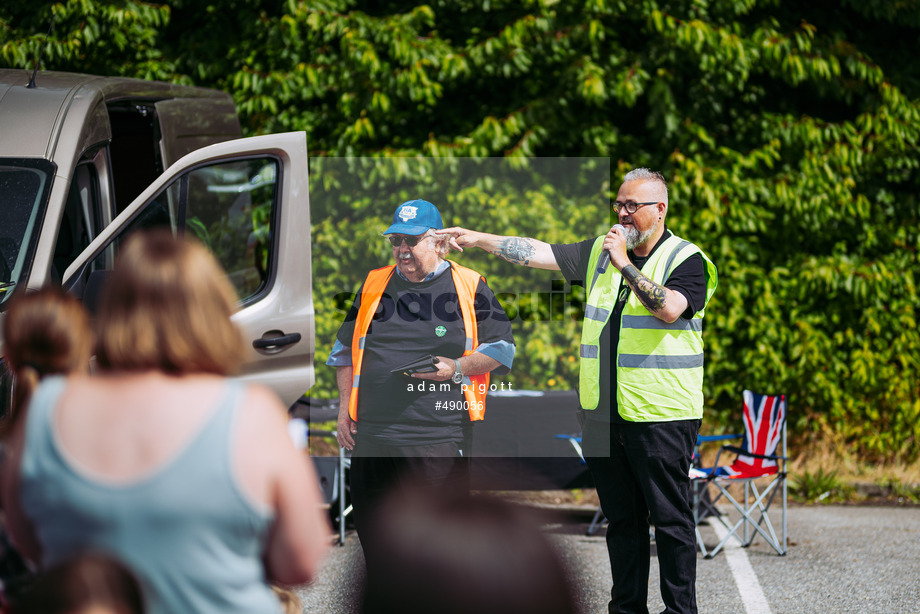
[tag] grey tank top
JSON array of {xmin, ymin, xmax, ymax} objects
[{"xmin": 19, "ymin": 376, "xmax": 282, "ymax": 614}]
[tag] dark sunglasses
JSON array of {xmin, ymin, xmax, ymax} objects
[{"xmin": 387, "ymin": 234, "xmax": 426, "ymax": 247}]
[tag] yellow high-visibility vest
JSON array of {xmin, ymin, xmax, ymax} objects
[{"xmin": 579, "ymin": 234, "xmax": 717, "ymax": 421}]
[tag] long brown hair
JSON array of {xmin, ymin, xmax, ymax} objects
[
  {"xmin": 1, "ymin": 286, "xmax": 92, "ymax": 434},
  {"xmin": 94, "ymin": 229, "xmax": 244, "ymax": 376}
]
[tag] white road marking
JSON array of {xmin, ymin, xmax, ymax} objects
[{"xmin": 709, "ymin": 519, "xmax": 773, "ymax": 614}]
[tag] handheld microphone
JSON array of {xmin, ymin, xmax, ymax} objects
[{"xmin": 596, "ymin": 224, "xmax": 626, "ymax": 274}]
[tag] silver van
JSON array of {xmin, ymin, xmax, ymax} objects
[{"xmin": 0, "ymin": 69, "xmax": 314, "ymax": 408}]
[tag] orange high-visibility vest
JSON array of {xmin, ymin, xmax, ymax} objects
[{"xmin": 348, "ymin": 263, "xmax": 490, "ymax": 422}]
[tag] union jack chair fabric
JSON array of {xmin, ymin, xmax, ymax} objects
[{"xmin": 691, "ymin": 390, "xmax": 788, "ymax": 558}]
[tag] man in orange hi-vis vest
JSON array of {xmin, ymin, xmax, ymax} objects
[{"xmin": 326, "ymin": 199, "xmax": 515, "ymax": 582}]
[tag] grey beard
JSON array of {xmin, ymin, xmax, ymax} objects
[{"xmin": 625, "ymin": 219, "xmax": 659, "ymax": 250}]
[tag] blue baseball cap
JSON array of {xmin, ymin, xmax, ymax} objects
[{"xmin": 384, "ymin": 199, "xmax": 444, "ymax": 235}]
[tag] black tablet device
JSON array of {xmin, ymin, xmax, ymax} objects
[{"xmin": 390, "ymin": 355, "xmax": 440, "ymax": 376}]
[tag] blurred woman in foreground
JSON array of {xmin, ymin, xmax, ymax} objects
[
  {"xmin": 0, "ymin": 286, "xmax": 94, "ymax": 606},
  {"xmin": 1, "ymin": 230, "xmax": 329, "ymax": 613},
  {"xmin": 1, "ymin": 286, "xmax": 93, "ymax": 430}
]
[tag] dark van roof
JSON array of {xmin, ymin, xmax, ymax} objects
[{"xmin": 0, "ymin": 69, "xmax": 240, "ymax": 163}]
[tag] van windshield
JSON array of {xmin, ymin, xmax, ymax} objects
[{"xmin": 0, "ymin": 159, "xmax": 55, "ymax": 305}]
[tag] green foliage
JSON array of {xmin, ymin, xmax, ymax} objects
[
  {"xmin": 879, "ymin": 478, "xmax": 920, "ymax": 504},
  {"xmin": 2, "ymin": 0, "xmax": 919, "ymax": 462},
  {"xmin": 790, "ymin": 468, "xmax": 852, "ymax": 503},
  {"xmin": 1, "ymin": 1, "xmax": 180, "ymax": 81}
]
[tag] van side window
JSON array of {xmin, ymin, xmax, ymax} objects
[
  {"xmin": 183, "ymin": 159, "xmax": 278, "ymax": 302},
  {"xmin": 67, "ymin": 156, "xmax": 280, "ymax": 308},
  {"xmin": 53, "ymin": 164, "xmax": 99, "ymax": 282},
  {"xmin": 0, "ymin": 159, "xmax": 54, "ymax": 300},
  {"xmin": 114, "ymin": 157, "xmax": 279, "ymax": 302}
]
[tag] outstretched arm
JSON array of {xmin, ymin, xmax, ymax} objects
[{"xmin": 438, "ymin": 227, "xmax": 560, "ymax": 270}]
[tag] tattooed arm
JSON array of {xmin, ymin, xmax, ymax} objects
[
  {"xmin": 438, "ymin": 227, "xmax": 560, "ymax": 270},
  {"xmin": 619, "ymin": 264, "xmax": 689, "ymax": 323},
  {"xmin": 601, "ymin": 224, "xmax": 689, "ymax": 323}
]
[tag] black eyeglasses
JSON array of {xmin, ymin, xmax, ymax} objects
[
  {"xmin": 387, "ymin": 234, "xmax": 426, "ymax": 247},
  {"xmin": 613, "ymin": 201, "xmax": 658, "ymax": 214}
]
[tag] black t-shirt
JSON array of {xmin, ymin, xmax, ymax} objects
[
  {"xmin": 551, "ymin": 229, "xmax": 708, "ymax": 423},
  {"xmin": 336, "ymin": 263, "xmax": 514, "ymax": 445}
]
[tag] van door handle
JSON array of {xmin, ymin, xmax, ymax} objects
[{"xmin": 252, "ymin": 332, "xmax": 302, "ymax": 350}]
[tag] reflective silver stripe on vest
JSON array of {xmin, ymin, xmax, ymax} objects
[
  {"xmin": 585, "ymin": 305, "xmax": 610, "ymax": 322},
  {"xmin": 352, "ymin": 374, "xmax": 361, "ymax": 388},
  {"xmin": 465, "ymin": 338, "xmax": 474, "ymax": 351},
  {"xmin": 580, "ymin": 344, "xmax": 599, "ymax": 359},
  {"xmin": 621, "ymin": 314, "xmax": 702, "ymax": 331},
  {"xmin": 663, "ymin": 240, "xmax": 691, "ymax": 282},
  {"xmin": 358, "ymin": 336, "xmax": 366, "ymax": 349},
  {"xmin": 617, "ymin": 353, "xmax": 704, "ymax": 369}
]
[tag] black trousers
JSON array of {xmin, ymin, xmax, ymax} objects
[
  {"xmin": 350, "ymin": 438, "xmax": 469, "ymax": 578},
  {"xmin": 583, "ymin": 418, "xmax": 700, "ymax": 614}
]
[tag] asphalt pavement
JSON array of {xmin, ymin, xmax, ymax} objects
[{"xmin": 295, "ymin": 503, "xmax": 920, "ymax": 614}]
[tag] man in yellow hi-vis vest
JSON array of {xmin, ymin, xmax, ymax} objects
[
  {"xmin": 326, "ymin": 199, "xmax": 515, "ymax": 583},
  {"xmin": 441, "ymin": 169, "xmax": 717, "ymax": 614}
]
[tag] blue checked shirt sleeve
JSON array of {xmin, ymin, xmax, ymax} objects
[
  {"xmin": 474, "ymin": 340, "xmax": 514, "ymax": 374},
  {"xmin": 325, "ymin": 339, "xmax": 352, "ymax": 367}
]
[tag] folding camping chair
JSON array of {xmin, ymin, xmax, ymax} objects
[{"xmin": 692, "ymin": 390, "xmax": 788, "ymax": 558}]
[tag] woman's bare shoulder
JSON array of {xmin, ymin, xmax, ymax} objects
[{"xmin": 235, "ymin": 384, "xmax": 290, "ymax": 445}]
